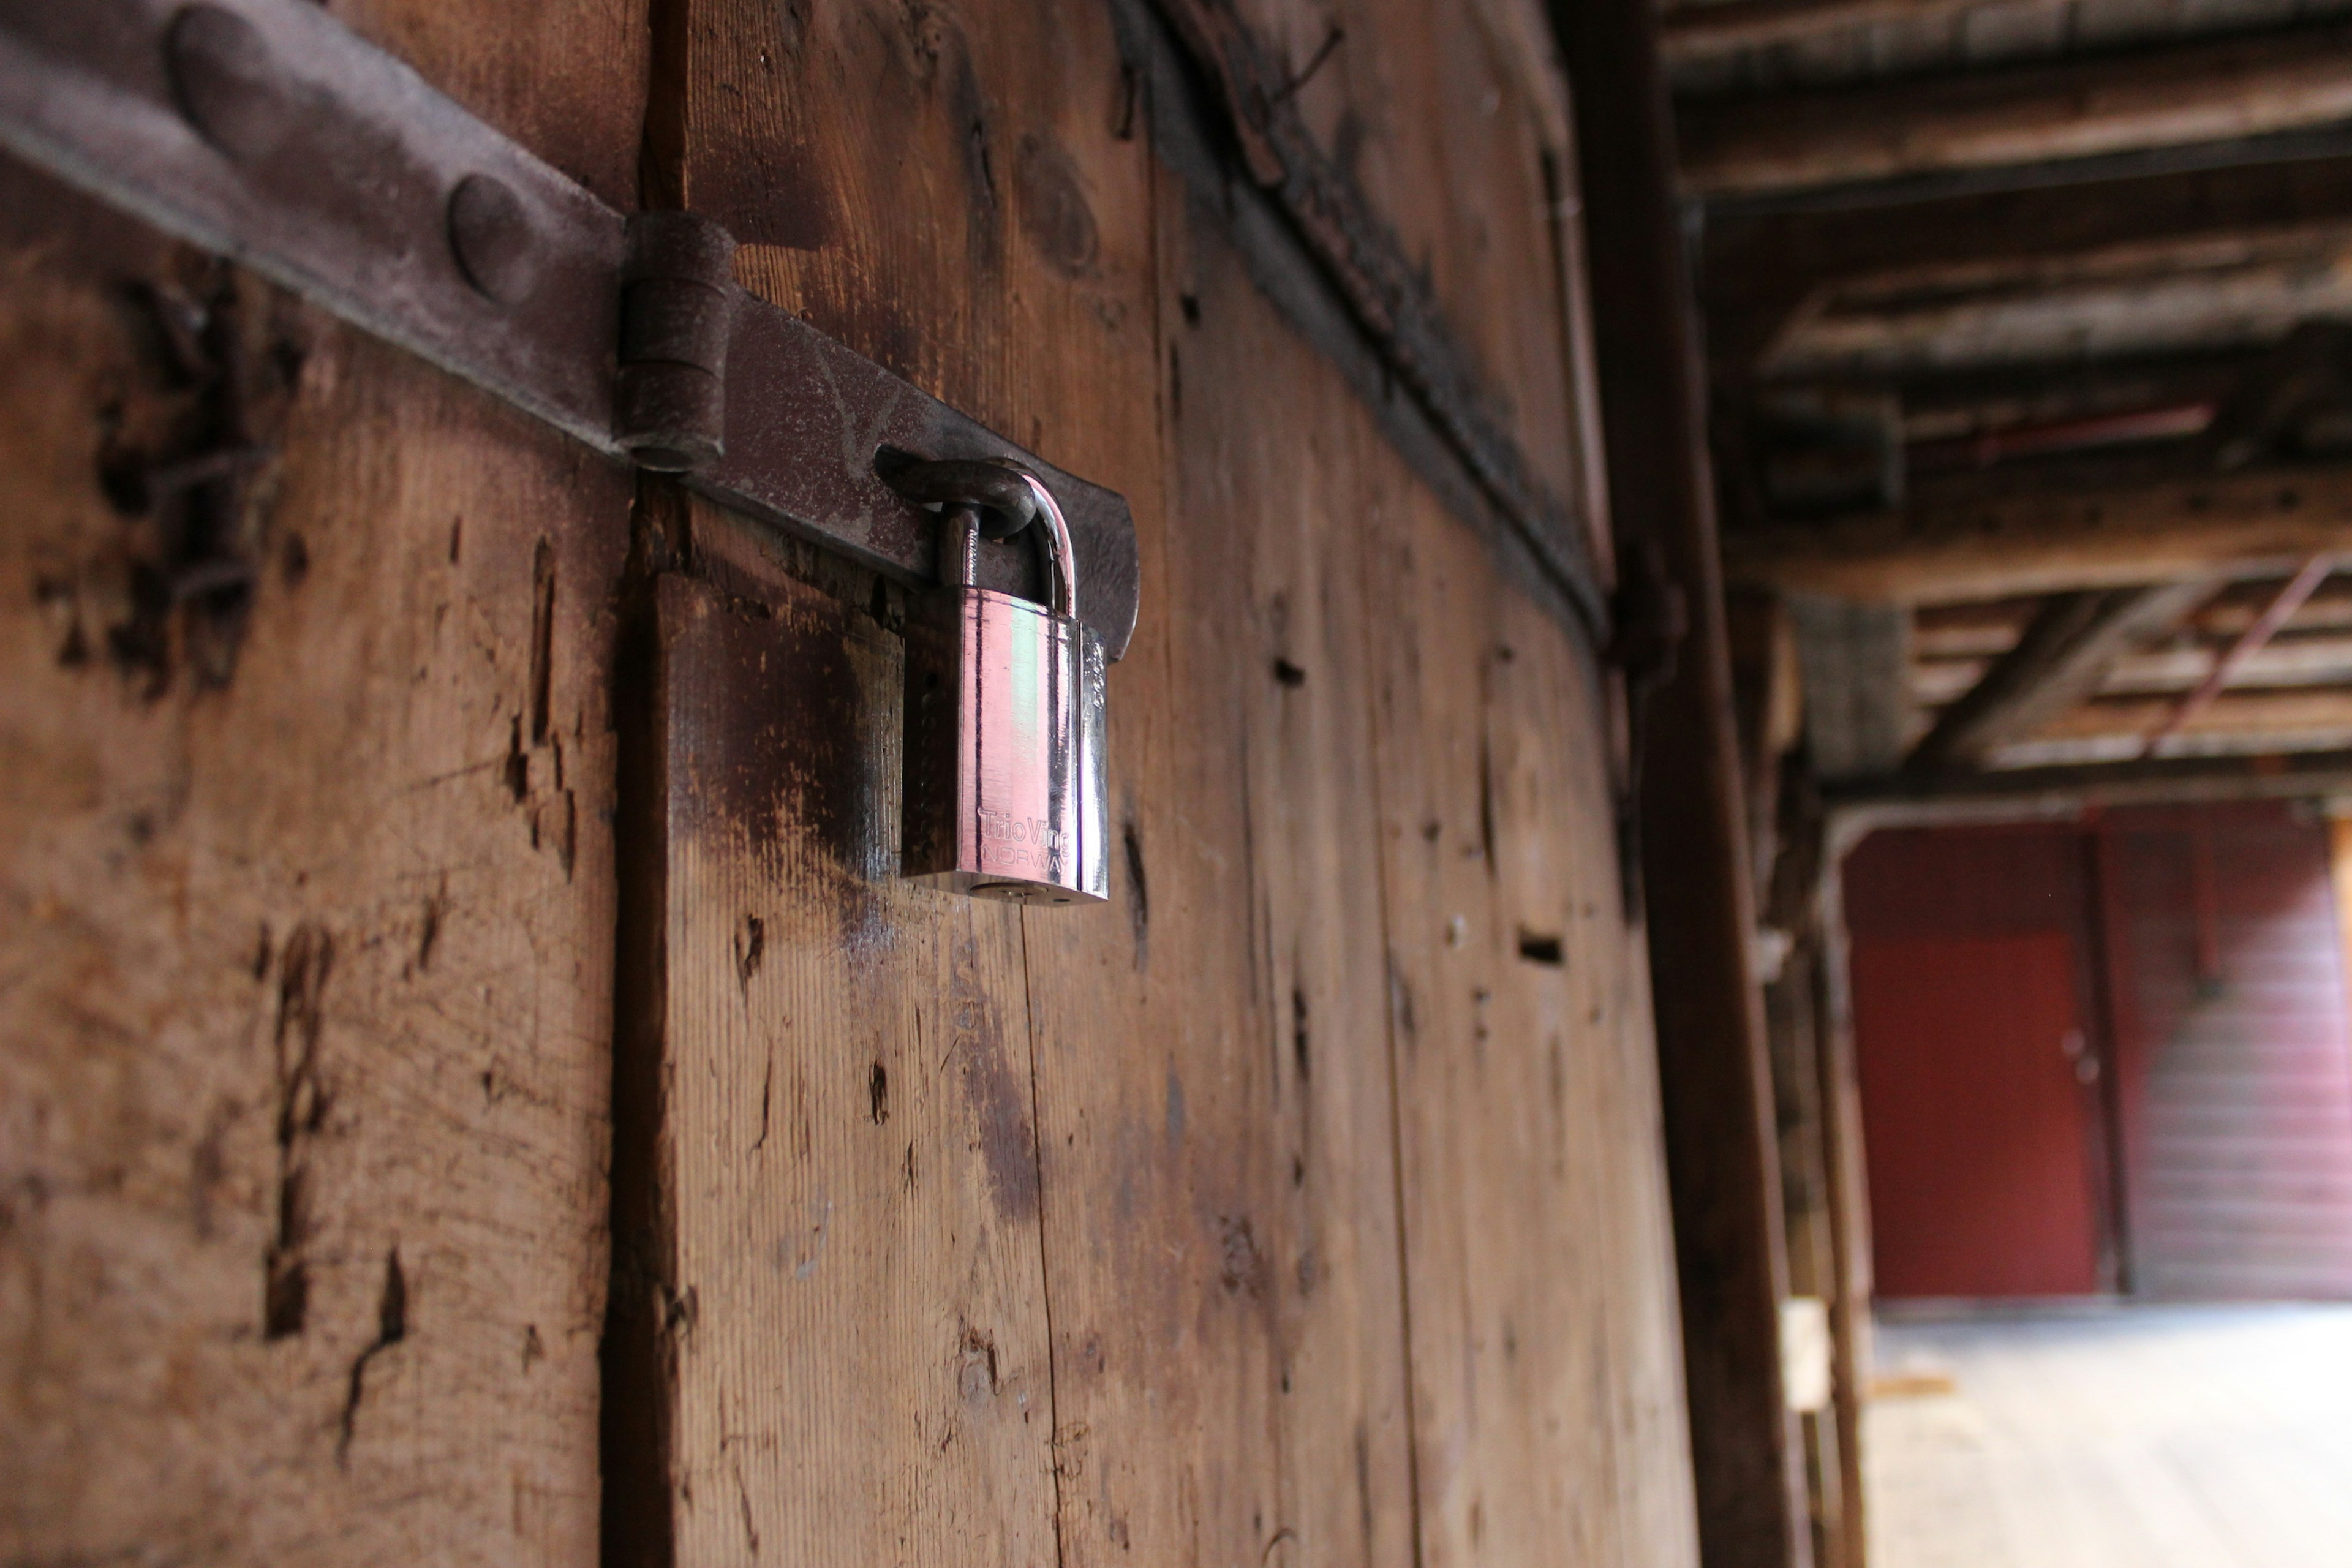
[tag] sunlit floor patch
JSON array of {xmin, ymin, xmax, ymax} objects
[{"xmin": 1867, "ymin": 1303, "xmax": 2352, "ymax": 1568}]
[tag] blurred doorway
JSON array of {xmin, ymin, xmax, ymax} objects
[
  {"xmin": 1852, "ymin": 929, "xmax": 2106, "ymax": 1297},
  {"xmin": 1844, "ymin": 802, "xmax": 2352, "ymax": 1303}
]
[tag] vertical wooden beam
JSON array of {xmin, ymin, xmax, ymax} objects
[
  {"xmin": 1811, "ymin": 844, "xmax": 1875, "ymax": 1568},
  {"xmin": 2327, "ymin": 812, "xmax": 2352, "ymax": 1050},
  {"xmin": 1550, "ymin": 2, "xmax": 1811, "ymax": 1564},
  {"xmin": 1758, "ymin": 763, "xmax": 1852, "ymax": 1568}
]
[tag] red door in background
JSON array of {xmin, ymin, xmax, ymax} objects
[
  {"xmin": 1845, "ymin": 825, "xmax": 2114, "ymax": 1300},
  {"xmin": 1850, "ymin": 930, "xmax": 2105, "ymax": 1298}
]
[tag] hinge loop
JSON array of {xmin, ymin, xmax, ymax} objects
[{"xmin": 616, "ymin": 211, "xmax": 739, "ymax": 473}]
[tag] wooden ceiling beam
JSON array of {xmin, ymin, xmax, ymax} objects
[
  {"xmin": 2034, "ymin": 685, "xmax": 2352, "ymax": 741},
  {"xmin": 1908, "ymin": 579, "xmax": 2215, "ymax": 771},
  {"xmin": 1722, "ymin": 463, "xmax": 2352, "ymax": 602},
  {"xmin": 1826, "ymin": 746, "xmax": 2352, "ymax": 825},
  {"xmin": 1701, "ymin": 155, "xmax": 2352, "ymax": 374},
  {"xmin": 1661, "ymin": 0, "xmax": 2023, "ymax": 62},
  {"xmin": 1679, "ymin": 23, "xmax": 2352, "ymax": 198}
]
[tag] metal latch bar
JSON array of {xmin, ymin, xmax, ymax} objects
[{"xmin": 0, "ymin": 0, "xmax": 1140, "ymax": 658}]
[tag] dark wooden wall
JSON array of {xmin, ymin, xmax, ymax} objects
[{"xmin": 0, "ymin": 0, "xmax": 1706, "ymax": 1563}]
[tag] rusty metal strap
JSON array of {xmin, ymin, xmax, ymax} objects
[
  {"xmin": 0, "ymin": 0, "xmax": 1140, "ymax": 658},
  {"xmin": 1125, "ymin": 0, "xmax": 1611, "ymax": 649}
]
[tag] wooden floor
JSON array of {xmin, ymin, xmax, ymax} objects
[{"xmin": 1866, "ymin": 1304, "xmax": 2352, "ymax": 1568}]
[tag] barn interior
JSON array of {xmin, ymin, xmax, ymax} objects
[
  {"xmin": 6, "ymin": 0, "xmax": 2352, "ymax": 1566},
  {"xmin": 1676, "ymin": 1, "xmax": 2352, "ymax": 1561}
]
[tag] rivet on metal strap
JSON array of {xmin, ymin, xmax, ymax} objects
[
  {"xmin": 164, "ymin": 4, "xmax": 295, "ymax": 164},
  {"xmin": 446, "ymin": 174, "xmax": 543, "ymax": 304}
]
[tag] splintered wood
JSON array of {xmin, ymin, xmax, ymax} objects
[{"xmin": 2, "ymin": 0, "xmax": 1700, "ymax": 1562}]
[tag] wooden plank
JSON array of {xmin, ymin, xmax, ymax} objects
[
  {"xmin": 0, "ymin": 0, "xmax": 646, "ymax": 1555},
  {"xmin": 1756, "ymin": 763, "xmax": 1851, "ymax": 1568},
  {"xmin": 0, "ymin": 12, "xmax": 645, "ymax": 1558},
  {"xmin": 2026, "ymin": 686, "xmax": 2352, "ymax": 742},
  {"xmin": 1129, "ymin": 0, "xmax": 1608, "ymax": 631},
  {"xmin": 1249, "ymin": 0, "xmax": 1596, "ymax": 514},
  {"xmin": 1826, "ymin": 748, "xmax": 2352, "ymax": 826},
  {"xmin": 1660, "ymin": 0, "xmax": 2040, "ymax": 61},
  {"xmin": 619, "ymin": 6, "xmax": 1702, "ymax": 1568},
  {"xmin": 1910, "ymin": 581, "xmax": 2215, "ymax": 772},
  {"xmin": 1764, "ymin": 222, "xmax": 2352, "ymax": 379},
  {"xmin": 1016, "ymin": 187, "xmax": 1423, "ymax": 1568},
  {"xmin": 1700, "ymin": 154, "xmax": 2352, "ymax": 372},
  {"xmin": 605, "ymin": 560, "xmax": 1059, "ymax": 1568},
  {"xmin": 611, "ymin": 0, "xmax": 1170, "ymax": 1562},
  {"xmin": 1556, "ymin": 0, "xmax": 1811, "ymax": 1559},
  {"xmin": 1359, "ymin": 380, "xmax": 1708, "ymax": 1568},
  {"xmin": 1679, "ymin": 23, "xmax": 2352, "ymax": 197},
  {"xmin": 1724, "ymin": 464, "xmax": 2352, "ymax": 603}
]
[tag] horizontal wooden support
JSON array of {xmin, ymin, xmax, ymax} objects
[
  {"xmin": 1767, "ymin": 222, "xmax": 2352, "ymax": 379},
  {"xmin": 2035, "ymin": 687, "xmax": 2352, "ymax": 742},
  {"xmin": 2105, "ymin": 631, "xmax": 2352, "ymax": 692},
  {"xmin": 1828, "ymin": 747, "xmax": 2352, "ymax": 828},
  {"xmin": 1722, "ymin": 464, "xmax": 2352, "ymax": 603},
  {"xmin": 1909, "ymin": 581, "xmax": 2212, "ymax": 771},
  {"xmin": 1702, "ymin": 154, "xmax": 2352, "ymax": 371},
  {"xmin": 1927, "ymin": 630, "xmax": 2352, "ymax": 701},
  {"xmin": 1679, "ymin": 24, "xmax": 2352, "ymax": 197},
  {"xmin": 1661, "ymin": 0, "xmax": 2008, "ymax": 61}
]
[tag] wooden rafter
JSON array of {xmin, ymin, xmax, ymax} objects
[
  {"xmin": 1828, "ymin": 746, "xmax": 2352, "ymax": 823},
  {"xmin": 1702, "ymin": 154, "xmax": 2352, "ymax": 371},
  {"xmin": 2143, "ymin": 556, "xmax": 2336, "ymax": 754},
  {"xmin": 1662, "ymin": 0, "xmax": 2021, "ymax": 61},
  {"xmin": 1680, "ymin": 24, "xmax": 2352, "ymax": 197},
  {"xmin": 1909, "ymin": 580, "xmax": 2215, "ymax": 772},
  {"xmin": 1723, "ymin": 462, "xmax": 2352, "ymax": 603}
]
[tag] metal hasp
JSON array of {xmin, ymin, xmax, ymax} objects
[
  {"xmin": 892, "ymin": 461, "xmax": 1110, "ymax": 905},
  {"xmin": 0, "ymin": 0, "xmax": 1140, "ymax": 662}
]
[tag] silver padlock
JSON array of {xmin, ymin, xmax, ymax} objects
[{"xmin": 897, "ymin": 461, "xmax": 1109, "ymax": 904}]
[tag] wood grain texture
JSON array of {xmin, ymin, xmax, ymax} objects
[
  {"xmin": 616, "ymin": 1, "xmax": 1703, "ymax": 1564},
  {"xmin": 613, "ymin": 562, "xmax": 1059, "ymax": 1568},
  {"xmin": 1679, "ymin": 23, "xmax": 2352, "ymax": 197},
  {"xmin": 620, "ymin": 0, "xmax": 1174, "ymax": 1563},
  {"xmin": 0, "ymin": 5, "xmax": 646, "ymax": 1559},
  {"xmin": 1017, "ymin": 185, "xmax": 1422, "ymax": 1568},
  {"xmin": 1558, "ymin": 0, "xmax": 1814, "ymax": 1557},
  {"xmin": 1246, "ymin": 0, "xmax": 1597, "ymax": 511},
  {"xmin": 0, "ymin": 0, "xmax": 1697, "ymax": 1561},
  {"xmin": 1363, "ymin": 388, "xmax": 1702, "ymax": 1568},
  {"xmin": 1725, "ymin": 462, "xmax": 2352, "ymax": 605},
  {"xmin": 0, "ymin": 192, "xmax": 630, "ymax": 1568}
]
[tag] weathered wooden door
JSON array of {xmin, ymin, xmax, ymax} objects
[{"xmin": 1, "ymin": 2, "xmax": 1702, "ymax": 1565}]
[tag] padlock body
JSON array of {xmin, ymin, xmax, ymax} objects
[{"xmin": 903, "ymin": 585, "xmax": 1109, "ymax": 902}]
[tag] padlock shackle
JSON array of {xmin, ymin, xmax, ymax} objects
[
  {"xmin": 882, "ymin": 454, "xmax": 1078, "ymax": 622},
  {"xmin": 1010, "ymin": 470, "xmax": 1079, "ymax": 624}
]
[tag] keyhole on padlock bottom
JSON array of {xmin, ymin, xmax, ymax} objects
[{"xmin": 973, "ymin": 881, "xmax": 1077, "ymax": 904}]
